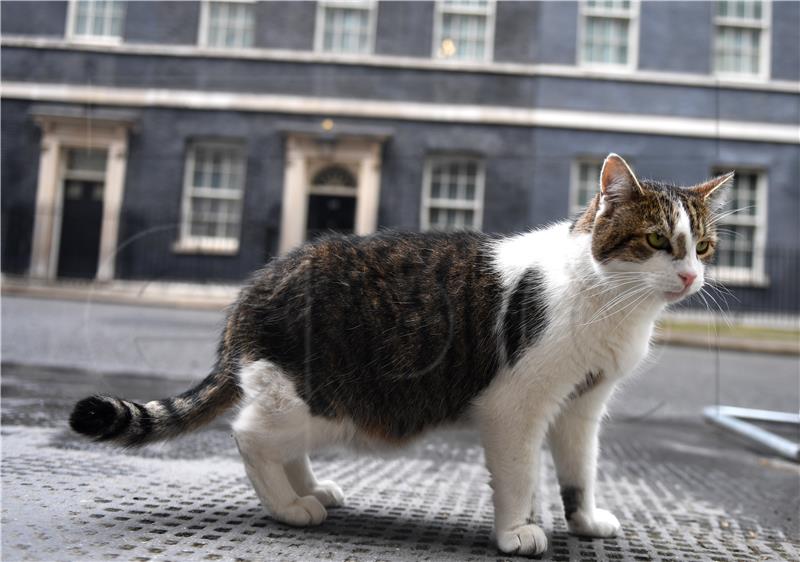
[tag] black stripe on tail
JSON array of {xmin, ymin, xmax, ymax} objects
[{"xmin": 69, "ymin": 367, "xmax": 240, "ymax": 447}]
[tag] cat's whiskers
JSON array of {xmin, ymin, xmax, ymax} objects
[
  {"xmin": 573, "ymin": 272, "xmax": 653, "ymax": 297},
  {"xmin": 699, "ymin": 286, "xmax": 733, "ymax": 328},
  {"xmin": 704, "ymin": 276, "xmax": 738, "ymax": 302},
  {"xmin": 575, "ymin": 277, "xmax": 647, "ymax": 301},
  {"xmin": 580, "ymin": 284, "xmax": 654, "ymax": 327},
  {"xmin": 707, "ymin": 205, "xmax": 755, "ymax": 227},
  {"xmin": 589, "ymin": 286, "xmax": 653, "ymax": 326},
  {"xmin": 613, "ymin": 286, "xmax": 657, "ymax": 329}
]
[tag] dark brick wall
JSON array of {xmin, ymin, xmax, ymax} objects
[
  {"xmin": 1, "ymin": 1, "xmax": 67, "ymax": 37},
  {"xmin": 1, "ymin": 100, "xmax": 41, "ymax": 274},
  {"xmin": 124, "ymin": 2, "xmax": 200, "ymax": 46}
]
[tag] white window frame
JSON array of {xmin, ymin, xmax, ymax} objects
[
  {"xmin": 198, "ymin": 0, "xmax": 257, "ymax": 49},
  {"xmin": 569, "ymin": 159, "xmax": 604, "ymax": 215},
  {"xmin": 314, "ymin": 0, "xmax": 378, "ymax": 55},
  {"xmin": 175, "ymin": 140, "xmax": 247, "ymax": 255},
  {"xmin": 432, "ymin": 0, "xmax": 496, "ymax": 62},
  {"xmin": 577, "ymin": 0, "xmax": 639, "ymax": 71},
  {"xmin": 712, "ymin": 0, "xmax": 771, "ymax": 81},
  {"xmin": 65, "ymin": 0, "xmax": 125, "ymax": 44},
  {"xmin": 420, "ymin": 155, "xmax": 485, "ymax": 231},
  {"xmin": 708, "ymin": 168, "xmax": 768, "ymax": 286}
]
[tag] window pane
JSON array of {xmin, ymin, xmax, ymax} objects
[
  {"xmin": 66, "ymin": 148, "xmax": 108, "ymax": 173},
  {"xmin": 573, "ymin": 162, "xmax": 601, "ymax": 211},
  {"xmin": 714, "ymin": 20, "xmax": 762, "ymax": 75},
  {"xmin": 717, "ymin": 0, "xmax": 765, "ymax": 21},
  {"xmin": 72, "ymin": 0, "xmax": 125, "ymax": 38},
  {"xmin": 206, "ymin": 1, "xmax": 255, "ymax": 48},
  {"xmin": 185, "ymin": 144, "xmax": 245, "ymax": 242},
  {"xmin": 583, "ymin": 16, "xmax": 630, "ymax": 65},
  {"xmin": 424, "ymin": 158, "xmax": 483, "ymax": 231},
  {"xmin": 711, "ymin": 169, "xmax": 762, "ymax": 274},
  {"xmin": 321, "ymin": 5, "xmax": 372, "ymax": 54},
  {"xmin": 441, "ymin": 13, "xmax": 487, "ymax": 60}
]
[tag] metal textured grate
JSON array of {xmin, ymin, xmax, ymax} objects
[{"xmin": 2, "ymin": 424, "xmax": 797, "ymax": 562}]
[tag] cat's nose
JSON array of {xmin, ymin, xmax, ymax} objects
[{"xmin": 678, "ymin": 272, "xmax": 697, "ymax": 289}]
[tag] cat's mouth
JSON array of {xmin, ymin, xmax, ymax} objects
[{"xmin": 663, "ymin": 288, "xmax": 691, "ymax": 302}]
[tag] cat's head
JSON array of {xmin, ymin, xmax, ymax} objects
[{"xmin": 579, "ymin": 153, "xmax": 733, "ymax": 304}]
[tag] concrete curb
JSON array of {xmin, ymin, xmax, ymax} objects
[
  {"xmin": 653, "ymin": 331, "xmax": 799, "ymax": 356},
  {"xmin": 2, "ymin": 277, "xmax": 236, "ymax": 311}
]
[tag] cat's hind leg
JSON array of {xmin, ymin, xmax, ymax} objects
[
  {"xmin": 232, "ymin": 360, "xmax": 331, "ymax": 526},
  {"xmin": 285, "ymin": 455, "xmax": 345, "ymax": 508},
  {"xmin": 233, "ymin": 404, "xmax": 327, "ymax": 526}
]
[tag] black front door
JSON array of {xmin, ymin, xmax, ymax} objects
[
  {"xmin": 306, "ymin": 195, "xmax": 356, "ymax": 240},
  {"xmin": 57, "ymin": 179, "xmax": 104, "ymax": 279}
]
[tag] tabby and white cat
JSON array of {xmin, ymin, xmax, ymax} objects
[{"xmin": 71, "ymin": 154, "xmax": 732, "ymax": 556}]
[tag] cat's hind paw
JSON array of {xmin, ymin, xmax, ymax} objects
[
  {"xmin": 568, "ymin": 508, "xmax": 620, "ymax": 538},
  {"xmin": 310, "ymin": 480, "xmax": 345, "ymax": 508},
  {"xmin": 272, "ymin": 495, "xmax": 327, "ymax": 526},
  {"xmin": 497, "ymin": 524, "xmax": 548, "ymax": 556}
]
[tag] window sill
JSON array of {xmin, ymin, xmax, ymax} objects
[
  {"xmin": 578, "ymin": 61, "xmax": 636, "ymax": 73},
  {"xmin": 712, "ymin": 71, "xmax": 770, "ymax": 84},
  {"xmin": 172, "ymin": 239, "xmax": 239, "ymax": 256},
  {"xmin": 66, "ymin": 35, "xmax": 123, "ymax": 46}
]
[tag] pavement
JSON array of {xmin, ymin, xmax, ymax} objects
[
  {"xmin": 4, "ymin": 277, "xmax": 799, "ymax": 355},
  {"xmin": 2, "ymin": 295, "xmax": 799, "ymax": 561}
]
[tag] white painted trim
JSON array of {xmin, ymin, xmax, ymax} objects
[
  {"xmin": 197, "ymin": 0, "xmax": 211, "ymax": 47},
  {"xmin": 577, "ymin": 0, "xmax": 639, "ymax": 72},
  {"xmin": 278, "ymin": 135, "xmax": 384, "ymax": 254},
  {"xmin": 420, "ymin": 155, "xmax": 485, "ymax": 231},
  {"xmin": 64, "ymin": 0, "xmax": 124, "ymax": 45},
  {"xmin": 198, "ymin": 0, "xmax": 257, "ymax": 49},
  {"xmin": 432, "ymin": 0, "xmax": 496, "ymax": 62},
  {"xmin": 569, "ymin": 158, "xmax": 604, "ymax": 215},
  {"xmin": 3, "ymin": 81, "xmax": 798, "ymax": 144},
  {"xmin": 3, "ymin": 35, "xmax": 797, "ymax": 93},
  {"xmin": 712, "ymin": 0, "xmax": 771, "ymax": 82},
  {"xmin": 29, "ymin": 116, "xmax": 131, "ymax": 281},
  {"xmin": 178, "ymin": 140, "xmax": 247, "ymax": 254},
  {"xmin": 315, "ymin": 0, "xmax": 377, "ymax": 55},
  {"xmin": 707, "ymin": 167, "xmax": 769, "ymax": 286}
]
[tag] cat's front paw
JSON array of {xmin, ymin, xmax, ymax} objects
[
  {"xmin": 497, "ymin": 524, "xmax": 548, "ymax": 556},
  {"xmin": 272, "ymin": 495, "xmax": 327, "ymax": 526},
  {"xmin": 310, "ymin": 480, "xmax": 345, "ymax": 508},
  {"xmin": 568, "ymin": 508, "xmax": 620, "ymax": 538}
]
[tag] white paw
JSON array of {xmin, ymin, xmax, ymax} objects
[
  {"xmin": 497, "ymin": 524, "xmax": 548, "ymax": 556},
  {"xmin": 568, "ymin": 508, "xmax": 620, "ymax": 538},
  {"xmin": 310, "ymin": 480, "xmax": 345, "ymax": 508},
  {"xmin": 272, "ymin": 495, "xmax": 327, "ymax": 526}
]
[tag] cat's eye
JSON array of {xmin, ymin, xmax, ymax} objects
[
  {"xmin": 696, "ymin": 240, "xmax": 710, "ymax": 254},
  {"xmin": 646, "ymin": 233, "xmax": 670, "ymax": 250}
]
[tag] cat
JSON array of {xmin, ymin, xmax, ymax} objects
[{"xmin": 70, "ymin": 153, "xmax": 732, "ymax": 557}]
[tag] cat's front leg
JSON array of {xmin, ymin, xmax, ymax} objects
[
  {"xmin": 480, "ymin": 414, "xmax": 549, "ymax": 557},
  {"xmin": 548, "ymin": 380, "xmax": 620, "ymax": 538}
]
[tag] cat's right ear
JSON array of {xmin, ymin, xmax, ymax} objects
[
  {"xmin": 600, "ymin": 153, "xmax": 643, "ymax": 205},
  {"xmin": 692, "ymin": 171, "xmax": 734, "ymax": 212}
]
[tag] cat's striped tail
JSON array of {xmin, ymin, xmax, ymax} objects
[{"xmin": 69, "ymin": 364, "xmax": 241, "ymax": 447}]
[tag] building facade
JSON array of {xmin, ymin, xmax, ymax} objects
[{"xmin": 2, "ymin": 1, "xmax": 798, "ymax": 313}]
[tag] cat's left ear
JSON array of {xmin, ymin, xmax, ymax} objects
[
  {"xmin": 692, "ymin": 171, "xmax": 734, "ymax": 210},
  {"xmin": 599, "ymin": 153, "xmax": 644, "ymax": 204}
]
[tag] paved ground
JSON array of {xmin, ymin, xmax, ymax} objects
[
  {"xmin": 3, "ymin": 295, "xmax": 798, "ymax": 415},
  {"xmin": 2, "ymin": 295, "xmax": 799, "ymax": 561}
]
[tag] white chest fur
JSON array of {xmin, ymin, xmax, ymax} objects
[{"xmin": 488, "ymin": 224, "xmax": 662, "ymax": 411}]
